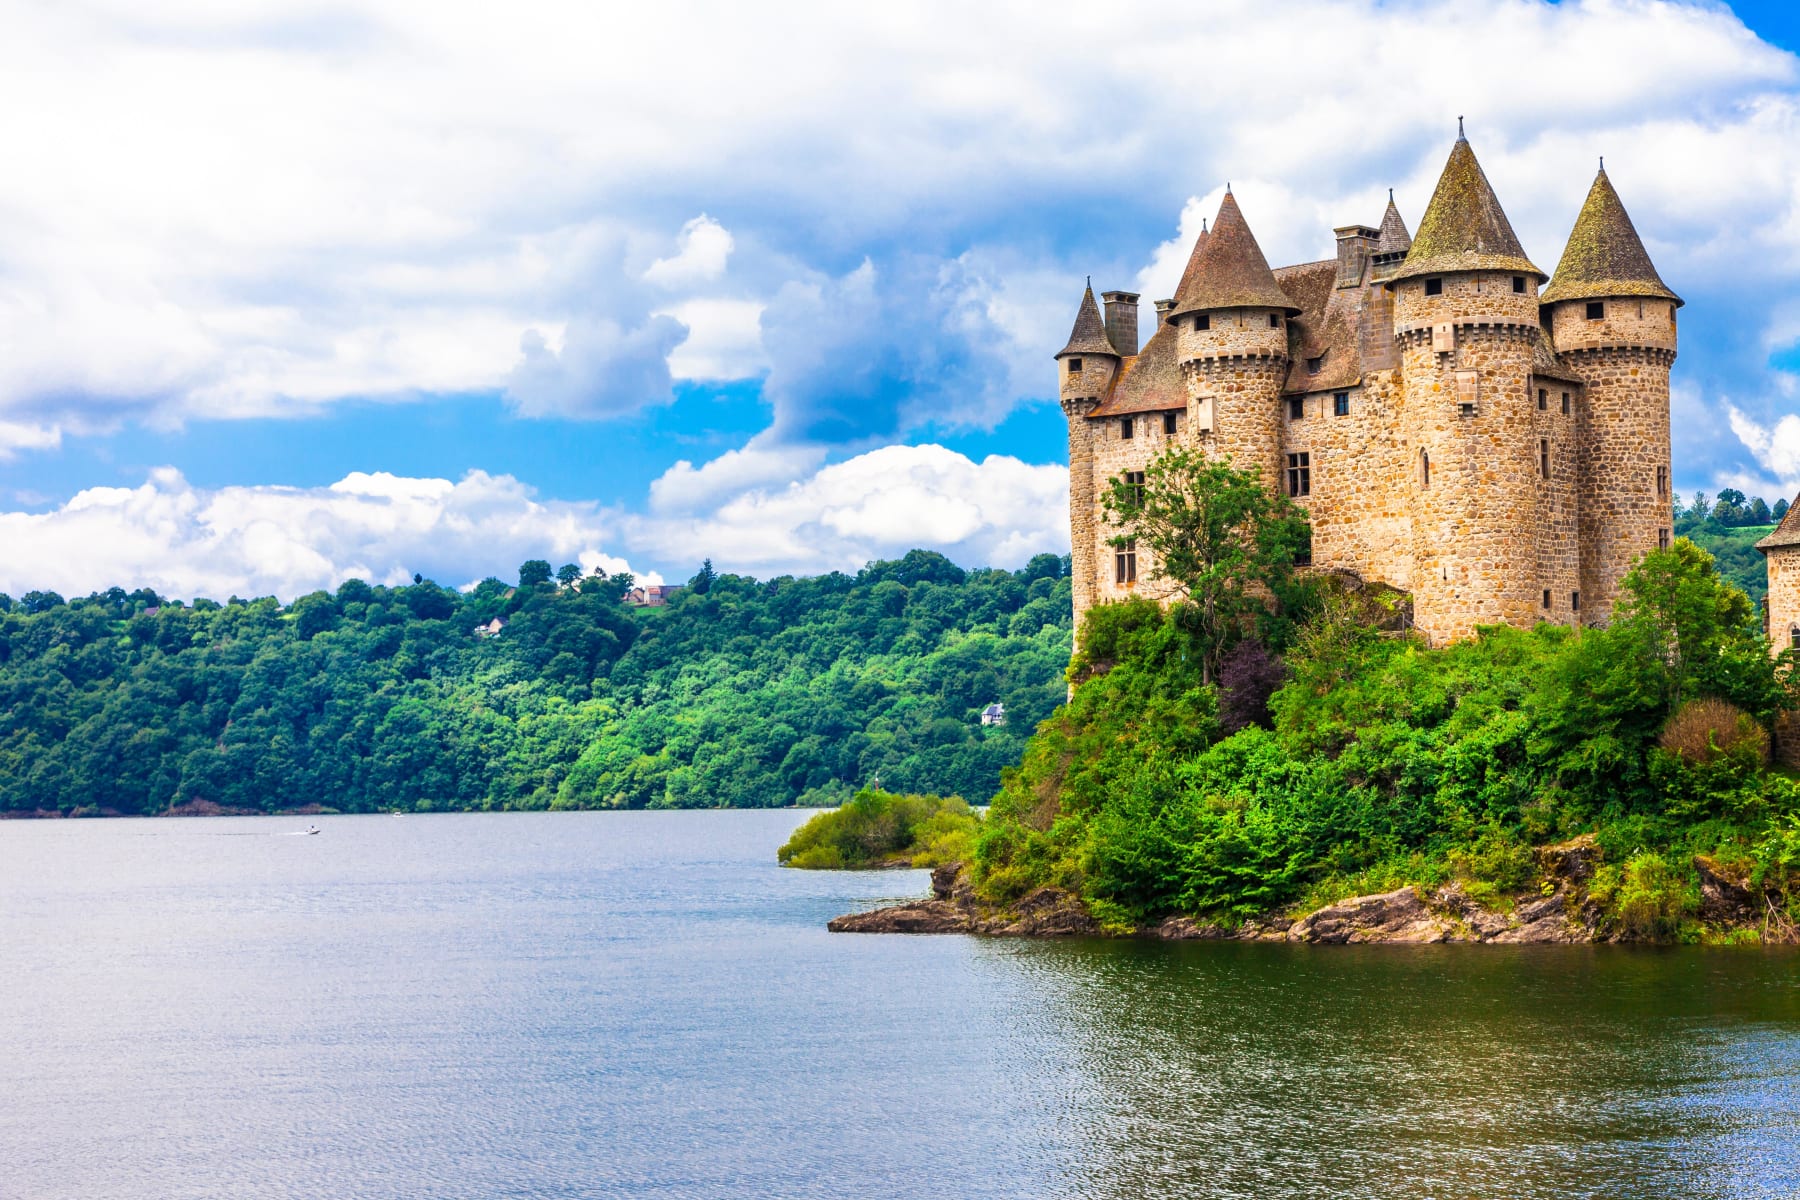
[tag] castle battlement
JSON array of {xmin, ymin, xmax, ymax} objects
[{"xmin": 1058, "ymin": 132, "xmax": 1682, "ymax": 646}]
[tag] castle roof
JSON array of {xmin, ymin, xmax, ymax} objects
[
  {"xmin": 1055, "ymin": 285, "xmax": 1118, "ymax": 358},
  {"xmin": 1274, "ymin": 260, "xmax": 1365, "ymax": 394},
  {"xmin": 1540, "ymin": 167, "xmax": 1682, "ymax": 307},
  {"xmin": 1170, "ymin": 191, "xmax": 1299, "ymax": 317},
  {"xmin": 1087, "ymin": 318, "xmax": 1185, "ymax": 416},
  {"xmin": 1392, "ymin": 135, "xmax": 1545, "ymax": 283},
  {"xmin": 1756, "ymin": 498, "xmax": 1800, "ymax": 553},
  {"xmin": 1168, "ymin": 218, "xmax": 1210, "ymax": 320},
  {"xmin": 1374, "ymin": 192, "xmax": 1412, "ymax": 258},
  {"xmin": 1530, "ymin": 328, "xmax": 1583, "ymax": 384}
]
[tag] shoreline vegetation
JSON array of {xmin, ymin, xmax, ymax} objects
[{"xmin": 807, "ymin": 461, "xmax": 1800, "ymax": 945}]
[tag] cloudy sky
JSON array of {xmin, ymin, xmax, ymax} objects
[{"xmin": 2, "ymin": 0, "xmax": 1799, "ymax": 599}]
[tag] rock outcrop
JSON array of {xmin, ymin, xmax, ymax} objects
[{"xmin": 828, "ymin": 864, "xmax": 1099, "ymax": 936}]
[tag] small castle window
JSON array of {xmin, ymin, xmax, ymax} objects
[
  {"xmin": 1269, "ymin": 313, "xmax": 1281, "ymax": 329},
  {"xmin": 1163, "ymin": 411, "xmax": 1177, "ymax": 435},
  {"xmin": 1425, "ymin": 278, "xmax": 1443, "ymax": 297},
  {"xmin": 1115, "ymin": 539, "xmax": 1137, "ymax": 585},
  {"xmin": 1637, "ymin": 301, "xmax": 1645, "ymax": 318},
  {"xmin": 1306, "ymin": 356, "xmax": 1323, "ymax": 374},
  {"xmin": 1460, "ymin": 402, "xmax": 1475, "ymax": 418},
  {"xmin": 1540, "ymin": 439, "xmax": 1550, "ymax": 479},
  {"xmin": 1791, "ymin": 625, "xmax": 1799, "ymax": 650},
  {"xmin": 1120, "ymin": 417, "xmax": 1134, "ymax": 440},
  {"xmin": 1068, "ymin": 358, "xmax": 1082, "ymax": 374},
  {"xmin": 1656, "ymin": 465, "xmax": 1668, "ymax": 497},
  {"xmin": 1287, "ymin": 452, "xmax": 1311, "ymax": 497},
  {"xmin": 1513, "ymin": 276, "xmax": 1526, "ymax": 294},
  {"xmin": 1658, "ymin": 527, "xmax": 1670, "ymax": 550},
  {"xmin": 1123, "ymin": 470, "xmax": 1146, "ymax": 505},
  {"xmin": 1542, "ymin": 589, "xmax": 1551, "ymax": 609},
  {"xmin": 1572, "ymin": 591, "xmax": 1580, "ymax": 612},
  {"xmin": 1333, "ymin": 392, "xmax": 1349, "ymax": 417},
  {"xmin": 1561, "ymin": 392, "xmax": 1570, "ymax": 415},
  {"xmin": 1670, "ymin": 305, "xmax": 1677, "ymax": 322},
  {"xmin": 1586, "ymin": 301, "xmax": 1605, "ymax": 320},
  {"xmin": 1289, "ymin": 395, "xmax": 1306, "ymax": 420},
  {"xmin": 1420, "ymin": 449, "xmax": 1431, "ymax": 489},
  {"xmin": 1538, "ymin": 388, "xmax": 1547, "ymax": 411},
  {"xmin": 1195, "ymin": 314, "xmax": 1210, "ymax": 332}
]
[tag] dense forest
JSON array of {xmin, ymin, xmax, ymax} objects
[{"xmin": 0, "ymin": 551, "xmax": 1072, "ymax": 816}]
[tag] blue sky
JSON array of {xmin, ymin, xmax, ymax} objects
[{"xmin": 2, "ymin": 0, "xmax": 1799, "ymax": 599}]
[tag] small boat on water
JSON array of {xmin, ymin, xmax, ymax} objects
[{"xmin": 304, "ymin": 825, "xmax": 321, "ymax": 835}]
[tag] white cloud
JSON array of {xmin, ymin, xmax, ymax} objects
[
  {"xmin": 0, "ymin": 420, "xmax": 63, "ymax": 460},
  {"xmin": 0, "ymin": 468, "xmax": 644, "ymax": 601},
  {"xmin": 659, "ymin": 298, "xmax": 769, "ymax": 380},
  {"xmin": 629, "ymin": 443, "xmax": 1069, "ymax": 576},
  {"xmin": 1728, "ymin": 403, "xmax": 1800, "ymax": 493},
  {"xmin": 643, "ymin": 216, "xmax": 734, "ymax": 289}
]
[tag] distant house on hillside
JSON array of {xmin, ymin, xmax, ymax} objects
[
  {"xmin": 980, "ymin": 703, "xmax": 1007, "ymax": 727},
  {"xmin": 625, "ymin": 584, "xmax": 684, "ymax": 608},
  {"xmin": 473, "ymin": 616, "xmax": 507, "ymax": 638}
]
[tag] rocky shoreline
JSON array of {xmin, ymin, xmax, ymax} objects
[{"xmin": 829, "ymin": 837, "xmax": 1793, "ymax": 944}]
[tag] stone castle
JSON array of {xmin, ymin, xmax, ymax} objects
[{"xmin": 1058, "ymin": 130, "xmax": 1681, "ymax": 646}]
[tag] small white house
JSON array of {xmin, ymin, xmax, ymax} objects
[
  {"xmin": 474, "ymin": 616, "xmax": 507, "ymax": 638},
  {"xmin": 980, "ymin": 703, "xmax": 1007, "ymax": 727}
]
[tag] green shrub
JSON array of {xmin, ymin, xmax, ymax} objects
[
  {"xmin": 777, "ymin": 789, "xmax": 979, "ymax": 870},
  {"xmin": 1590, "ymin": 851, "xmax": 1696, "ymax": 942}
]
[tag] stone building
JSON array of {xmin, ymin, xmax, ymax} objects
[
  {"xmin": 1757, "ymin": 504, "xmax": 1800, "ymax": 765},
  {"xmin": 1058, "ymin": 131, "xmax": 1681, "ymax": 646}
]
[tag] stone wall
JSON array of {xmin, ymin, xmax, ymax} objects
[
  {"xmin": 1282, "ymin": 369, "xmax": 1414, "ymax": 592},
  {"xmin": 1082, "ymin": 404, "xmax": 1188, "ymax": 610},
  {"xmin": 1769, "ymin": 548, "xmax": 1800, "ymax": 766}
]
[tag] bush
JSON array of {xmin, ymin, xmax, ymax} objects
[
  {"xmin": 777, "ymin": 789, "xmax": 980, "ymax": 870},
  {"xmin": 1658, "ymin": 697, "xmax": 1769, "ymax": 766},
  {"xmin": 1590, "ymin": 852, "xmax": 1695, "ymax": 942}
]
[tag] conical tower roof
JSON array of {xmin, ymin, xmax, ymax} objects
[
  {"xmin": 1392, "ymin": 134, "xmax": 1544, "ymax": 283},
  {"xmin": 1055, "ymin": 284, "xmax": 1118, "ymax": 358},
  {"xmin": 1170, "ymin": 191, "xmax": 1298, "ymax": 317},
  {"xmin": 1374, "ymin": 191, "xmax": 1412, "ymax": 257},
  {"xmin": 1167, "ymin": 217, "xmax": 1210, "ymax": 320},
  {"xmin": 1541, "ymin": 167, "xmax": 1681, "ymax": 307}
]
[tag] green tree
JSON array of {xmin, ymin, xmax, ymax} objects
[
  {"xmin": 690, "ymin": 559, "xmax": 717, "ymax": 595},
  {"xmin": 555, "ymin": 563, "xmax": 582, "ymax": 588},
  {"xmin": 1101, "ymin": 449, "xmax": 1309, "ymax": 683},
  {"xmin": 518, "ymin": 560, "xmax": 554, "ymax": 588}
]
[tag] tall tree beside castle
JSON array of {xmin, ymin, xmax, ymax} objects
[{"xmin": 1059, "ymin": 128, "xmax": 1681, "ymax": 647}]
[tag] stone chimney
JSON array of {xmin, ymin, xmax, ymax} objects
[
  {"xmin": 1101, "ymin": 291, "xmax": 1140, "ymax": 356},
  {"xmin": 1332, "ymin": 225, "xmax": 1378, "ymax": 290},
  {"xmin": 1154, "ymin": 298, "xmax": 1174, "ymax": 323}
]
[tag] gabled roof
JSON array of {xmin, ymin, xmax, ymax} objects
[
  {"xmin": 1756, "ymin": 497, "xmax": 1800, "ymax": 553},
  {"xmin": 1170, "ymin": 191, "xmax": 1299, "ymax": 317},
  {"xmin": 1055, "ymin": 285, "xmax": 1118, "ymax": 358},
  {"xmin": 1541, "ymin": 167, "xmax": 1682, "ymax": 307},
  {"xmin": 1374, "ymin": 192, "xmax": 1412, "ymax": 258},
  {"xmin": 1392, "ymin": 135, "xmax": 1544, "ymax": 283}
]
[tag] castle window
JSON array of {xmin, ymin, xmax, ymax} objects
[
  {"xmin": 1306, "ymin": 356, "xmax": 1323, "ymax": 374},
  {"xmin": 1513, "ymin": 276, "xmax": 1527, "ymax": 294},
  {"xmin": 1067, "ymin": 358, "xmax": 1082, "ymax": 374},
  {"xmin": 1543, "ymin": 589, "xmax": 1551, "ymax": 609},
  {"xmin": 1286, "ymin": 452, "xmax": 1311, "ymax": 497},
  {"xmin": 1425, "ymin": 278, "xmax": 1443, "ymax": 297},
  {"xmin": 1586, "ymin": 301, "xmax": 1605, "ymax": 320},
  {"xmin": 1289, "ymin": 395, "xmax": 1306, "ymax": 420},
  {"xmin": 1561, "ymin": 392, "xmax": 1570, "ymax": 415},
  {"xmin": 1656, "ymin": 465, "xmax": 1668, "ymax": 497},
  {"xmin": 1670, "ymin": 305, "xmax": 1677, "ymax": 322},
  {"xmin": 1658, "ymin": 527, "xmax": 1670, "ymax": 550},
  {"xmin": 1333, "ymin": 392, "xmax": 1349, "ymax": 416},
  {"xmin": 1460, "ymin": 403, "xmax": 1475, "ymax": 418},
  {"xmin": 1120, "ymin": 417, "xmax": 1134, "ymax": 439},
  {"xmin": 1269, "ymin": 313, "xmax": 1281, "ymax": 329},
  {"xmin": 1163, "ymin": 411, "xmax": 1177, "ymax": 435},
  {"xmin": 1538, "ymin": 388, "xmax": 1547, "ymax": 410},
  {"xmin": 1638, "ymin": 301, "xmax": 1645, "ymax": 318},
  {"xmin": 1123, "ymin": 470, "xmax": 1146, "ymax": 505},
  {"xmin": 1540, "ymin": 439, "xmax": 1550, "ymax": 479},
  {"xmin": 1115, "ymin": 539, "xmax": 1137, "ymax": 585},
  {"xmin": 1420, "ymin": 449, "xmax": 1431, "ymax": 489},
  {"xmin": 1792, "ymin": 625, "xmax": 1799, "ymax": 650},
  {"xmin": 1195, "ymin": 314, "xmax": 1210, "ymax": 332},
  {"xmin": 1572, "ymin": 591, "xmax": 1580, "ymax": 612}
]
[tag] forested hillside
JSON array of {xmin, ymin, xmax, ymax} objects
[{"xmin": 0, "ymin": 551, "xmax": 1072, "ymax": 816}]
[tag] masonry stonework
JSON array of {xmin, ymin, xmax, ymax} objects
[{"xmin": 1059, "ymin": 137, "xmax": 1682, "ymax": 648}]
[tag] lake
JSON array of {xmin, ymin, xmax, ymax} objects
[{"xmin": 2, "ymin": 810, "xmax": 1798, "ymax": 1199}]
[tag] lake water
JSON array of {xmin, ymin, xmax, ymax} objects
[{"xmin": 2, "ymin": 811, "xmax": 1798, "ymax": 1199}]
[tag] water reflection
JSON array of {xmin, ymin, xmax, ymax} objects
[{"xmin": 985, "ymin": 940, "xmax": 1800, "ymax": 1199}]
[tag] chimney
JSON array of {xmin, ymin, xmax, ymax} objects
[
  {"xmin": 1154, "ymin": 298, "xmax": 1175, "ymax": 321},
  {"xmin": 1101, "ymin": 291, "xmax": 1140, "ymax": 356},
  {"xmin": 1332, "ymin": 226, "xmax": 1378, "ymax": 290}
]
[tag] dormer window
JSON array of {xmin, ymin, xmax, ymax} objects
[
  {"xmin": 1513, "ymin": 276, "xmax": 1526, "ymax": 294},
  {"xmin": 1067, "ymin": 358, "xmax": 1082, "ymax": 374},
  {"xmin": 1586, "ymin": 301, "xmax": 1605, "ymax": 320},
  {"xmin": 1307, "ymin": 356, "xmax": 1324, "ymax": 374},
  {"xmin": 1425, "ymin": 278, "xmax": 1443, "ymax": 297}
]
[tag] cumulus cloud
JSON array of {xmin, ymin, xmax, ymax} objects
[
  {"xmin": 1728, "ymin": 404, "xmax": 1800, "ymax": 494},
  {"xmin": 643, "ymin": 216, "xmax": 734, "ymax": 289},
  {"xmin": 628, "ymin": 443, "xmax": 1069, "ymax": 577},
  {"xmin": 0, "ymin": 468, "xmax": 644, "ymax": 601}
]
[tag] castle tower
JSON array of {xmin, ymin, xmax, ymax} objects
[
  {"xmin": 1167, "ymin": 191, "xmax": 1298, "ymax": 488},
  {"xmin": 1389, "ymin": 131, "xmax": 1559, "ymax": 645},
  {"xmin": 1541, "ymin": 165, "xmax": 1681, "ymax": 618},
  {"xmin": 1056, "ymin": 285, "xmax": 1121, "ymax": 620},
  {"xmin": 1758, "ymin": 501, "xmax": 1800, "ymax": 764}
]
